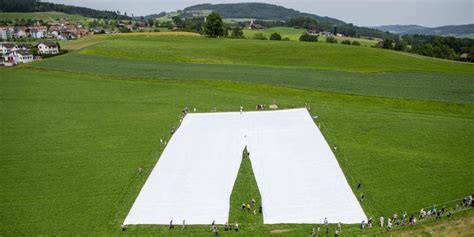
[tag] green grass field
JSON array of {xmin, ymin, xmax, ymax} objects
[
  {"xmin": 0, "ymin": 11, "xmax": 88, "ymax": 21},
  {"xmin": 243, "ymin": 27, "xmax": 379, "ymax": 46},
  {"xmin": 1, "ymin": 33, "xmax": 473, "ymax": 236}
]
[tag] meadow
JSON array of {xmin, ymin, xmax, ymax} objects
[
  {"xmin": 1, "ymin": 33, "xmax": 473, "ymax": 236},
  {"xmin": 243, "ymin": 27, "xmax": 379, "ymax": 46}
]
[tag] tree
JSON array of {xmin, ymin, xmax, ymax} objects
[
  {"xmin": 326, "ymin": 36, "xmax": 338, "ymax": 43},
  {"xmin": 351, "ymin": 41, "xmax": 361, "ymax": 46},
  {"xmin": 394, "ymin": 40, "xmax": 407, "ymax": 51},
  {"xmin": 230, "ymin": 27, "xmax": 244, "ymax": 38},
  {"xmin": 341, "ymin": 39, "xmax": 351, "ymax": 45},
  {"xmin": 147, "ymin": 19, "xmax": 155, "ymax": 27},
  {"xmin": 299, "ymin": 34, "xmax": 318, "ymax": 42},
  {"xmin": 269, "ymin": 32, "xmax": 282, "ymax": 40},
  {"xmin": 381, "ymin": 38, "xmax": 394, "ymax": 49},
  {"xmin": 172, "ymin": 16, "xmax": 183, "ymax": 29},
  {"xmin": 205, "ymin": 12, "xmax": 225, "ymax": 38}
]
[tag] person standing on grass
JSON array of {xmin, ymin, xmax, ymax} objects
[
  {"xmin": 324, "ymin": 217, "xmax": 328, "ymax": 227},
  {"xmin": 235, "ymin": 222, "xmax": 239, "ymax": 232},
  {"xmin": 379, "ymin": 215, "xmax": 384, "ymax": 228},
  {"xmin": 259, "ymin": 205, "xmax": 262, "ymax": 214},
  {"xmin": 242, "ymin": 203, "xmax": 246, "ymax": 211},
  {"xmin": 337, "ymin": 222, "xmax": 341, "ymax": 233},
  {"xmin": 182, "ymin": 220, "xmax": 185, "ymax": 230},
  {"xmin": 367, "ymin": 217, "xmax": 373, "ymax": 228},
  {"xmin": 246, "ymin": 203, "xmax": 251, "ymax": 212},
  {"xmin": 387, "ymin": 218, "xmax": 392, "ymax": 230},
  {"xmin": 251, "ymin": 198, "xmax": 256, "ymax": 208},
  {"xmin": 169, "ymin": 220, "xmax": 174, "ymax": 229},
  {"xmin": 212, "ymin": 225, "xmax": 218, "ymax": 236},
  {"xmin": 121, "ymin": 224, "xmax": 126, "ymax": 232},
  {"xmin": 360, "ymin": 220, "xmax": 365, "ymax": 230},
  {"xmin": 402, "ymin": 211, "xmax": 407, "ymax": 221}
]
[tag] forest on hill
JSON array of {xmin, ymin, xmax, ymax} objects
[{"xmin": 0, "ymin": 0, "xmax": 130, "ymax": 20}]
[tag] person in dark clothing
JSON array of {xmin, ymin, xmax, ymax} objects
[
  {"xmin": 121, "ymin": 224, "xmax": 126, "ymax": 232},
  {"xmin": 169, "ymin": 220, "xmax": 174, "ymax": 229},
  {"xmin": 357, "ymin": 183, "xmax": 362, "ymax": 189},
  {"xmin": 259, "ymin": 205, "xmax": 263, "ymax": 214}
]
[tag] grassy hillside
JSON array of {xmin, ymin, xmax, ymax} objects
[
  {"xmin": 0, "ymin": 11, "xmax": 88, "ymax": 21},
  {"xmin": 73, "ymin": 35, "xmax": 473, "ymax": 74},
  {"xmin": 1, "ymin": 33, "xmax": 473, "ymax": 236},
  {"xmin": 243, "ymin": 27, "xmax": 379, "ymax": 46},
  {"xmin": 37, "ymin": 34, "xmax": 474, "ymax": 103}
]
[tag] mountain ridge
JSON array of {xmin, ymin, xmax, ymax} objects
[{"xmin": 374, "ymin": 24, "xmax": 474, "ymax": 37}]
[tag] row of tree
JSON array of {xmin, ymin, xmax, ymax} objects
[{"xmin": 377, "ymin": 35, "xmax": 474, "ymax": 61}]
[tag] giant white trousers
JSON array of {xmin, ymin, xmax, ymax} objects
[{"xmin": 124, "ymin": 109, "xmax": 366, "ymax": 225}]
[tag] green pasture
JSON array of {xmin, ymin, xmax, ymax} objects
[
  {"xmin": 75, "ymin": 35, "xmax": 473, "ymax": 74},
  {"xmin": 1, "ymin": 33, "xmax": 473, "ymax": 236},
  {"xmin": 243, "ymin": 27, "xmax": 306, "ymax": 41},
  {"xmin": 34, "ymin": 53, "xmax": 474, "ymax": 104},
  {"xmin": 0, "ymin": 11, "xmax": 88, "ymax": 22},
  {"xmin": 243, "ymin": 27, "xmax": 379, "ymax": 46}
]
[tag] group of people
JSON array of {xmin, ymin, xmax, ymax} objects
[
  {"xmin": 241, "ymin": 198, "xmax": 262, "ymax": 215},
  {"xmin": 360, "ymin": 196, "xmax": 473, "ymax": 232},
  {"xmin": 210, "ymin": 220, "xmax": 239, "ymax": 236},
  {"xmin": 311, "ymin": 218, "xmax": 343, "ymax": 237}
]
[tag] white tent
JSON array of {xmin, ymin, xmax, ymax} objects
[{"xmin": 124, "ymin": 108, "xmax": 366, "ymax": 225}]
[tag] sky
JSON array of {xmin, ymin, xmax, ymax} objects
[{"xmin": 47, "ymin": 0, "xmax": 473, "ymax": 27}]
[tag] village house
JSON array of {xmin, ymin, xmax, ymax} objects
[
  {"xmin": 0, "ymin": 43, "xmax": 16, "ymax": 54},
  {"xmin": 247, "ymin": 20, "xmax": 265, "ymax": 30},
  {"xmin": 37, "ymin": 42, "xmax": 60, "ymax": 54},
  {"xmin": 31, "ymin": 26, "xmax": 48, "ymax": 39},
  {"xmin": 304, "ymin": 23, "xmax": 318, "ymax": 36},
  {"xmin": 0, "ymin": 27, "xmax": 14, "ymax": 40},
  {"xmin": 319, "ymin": 31, "xmax": 333, "ymax": 37},
  {"xmin": 3, "ymin": 50, "xmax": 34, "ymax": 66},
  {"xmin": 14, "ymin": 27, "xmax": 28, "ymax": 38}
]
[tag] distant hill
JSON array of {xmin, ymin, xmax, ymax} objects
[
  {"xmin": 144, "ymin": 2, "xmax": 394, "ymax": 39},
  {"xmin": 0, "ymin": 0, "xmax": 130, "ymax": 20},
  {"xmin": 182, "ymin": 3, "xmax": 344, "ymax": 25},
  {"xmin": 374, "ymin": 24, "xmax": 474, "ymax": 38}
]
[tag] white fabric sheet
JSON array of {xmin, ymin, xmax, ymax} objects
[{"xmin": 124, "ymin": 108, "xmax": 366, "ymax": 225}]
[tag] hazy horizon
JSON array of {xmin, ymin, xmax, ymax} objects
[{"xmin": 46, "ymin": 0, "xmax": 473, "ymax": 27}]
